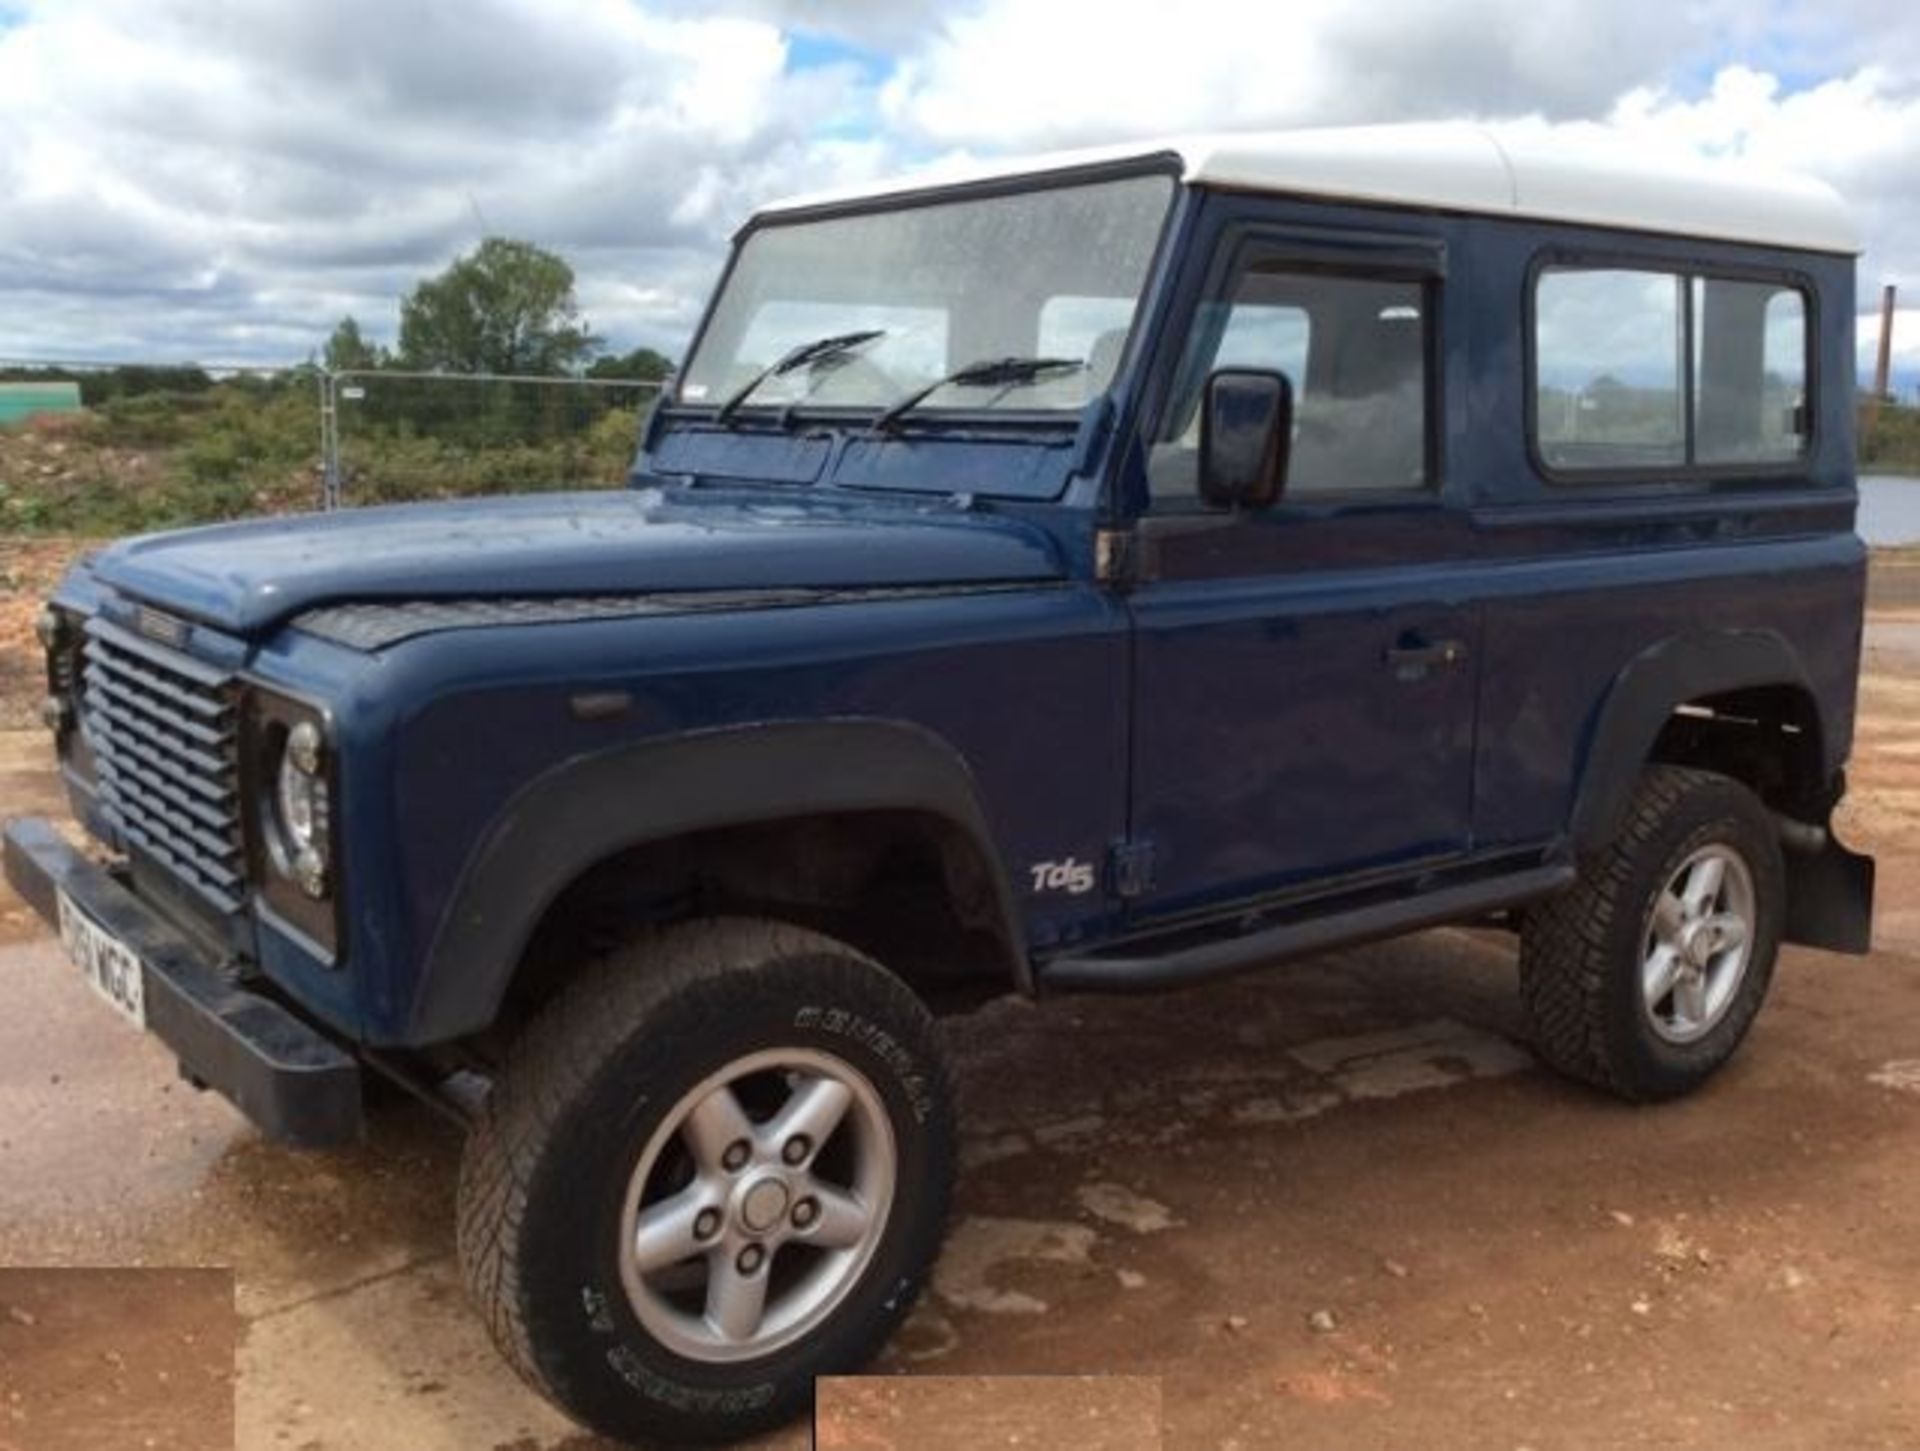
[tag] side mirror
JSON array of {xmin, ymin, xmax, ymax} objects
[{"xmin": 1198, "ymin": 368, "xmax": 1293, "ymax": 510}]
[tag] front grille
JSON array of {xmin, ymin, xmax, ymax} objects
[{"xmin": 81, "ymin": 618, "xmax": 246, "ymax": 914}]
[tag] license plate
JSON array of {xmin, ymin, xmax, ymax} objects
[{"xmin": 56, "ymin": 891, "xmax": 147, "ymax": 1031}]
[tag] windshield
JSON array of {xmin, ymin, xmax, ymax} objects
[{"xmin": 678, "ymin": 172, "xmax": 1175, "ymax": 418}]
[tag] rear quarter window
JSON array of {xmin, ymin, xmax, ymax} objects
[{"xmin": 1531, "ymin": 260, "xmax": 1813, "ymax": 480}]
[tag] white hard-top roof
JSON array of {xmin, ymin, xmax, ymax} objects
[{"xmin": 759, "ymin": 123, "xmax": 1858, "ymax": 256}]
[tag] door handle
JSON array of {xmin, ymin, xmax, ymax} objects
[{"xmin": 1384, "ymin": 637, "xmax": 1469, "ymax": 677}]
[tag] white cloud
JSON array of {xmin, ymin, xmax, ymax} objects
[
  {"xmin": 878, "ymin": 0, "xmax": 1742, "ymax": 145},
  {"xmin": 0, "ymin": 0, "xmax": 901, "ymax": 362},
  {"xmin": 1599, "ymin": 65, "xmax": 1920, "ymax": 295},
  {"xmin": 0, "ymin": 0, "xmax": 1916, "ymax": 375}
]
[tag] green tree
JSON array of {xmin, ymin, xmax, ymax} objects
[
  {"xmin": 322, "ymin": 316, "xmax": 385, "ymax": 373},
  {"xmin": 397, "ymin": 238, "xmax": 598, "ymax": 376},
  {"xmin": 587, "ymin": 345, "xmax": 675, "ymax": 383}
]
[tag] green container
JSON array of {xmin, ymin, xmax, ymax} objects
[{"xmin": 0, "ymin": 381, "xmax": 83, "ymax": 427}]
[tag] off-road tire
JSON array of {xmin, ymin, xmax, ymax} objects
[
  {"xmin": 456, "ymin": 917, "xmax": 956, "ymax": 1446},
  {"xmin": 1519, "ymin": 765, "xmax": 1784, "ymax": 1101}
]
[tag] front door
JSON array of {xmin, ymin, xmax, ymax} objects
[{"xmin": 1125, "ymin": 227, "xmax": 1480, "ymax": 922}]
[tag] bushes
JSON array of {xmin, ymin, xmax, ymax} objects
[
  {"xmin": 0, "ymin": 372, "xmax": 651, "ymax": 534},
  {"xmin": 1862, "ymin": 403, "xmax": 1920, "ymax": 473},
  {"xmin": 0, "ymin": 382, "xmax": 323, "ymax": 534},
  {"xmin": 339, "ymin": 430, "xmax": 630, "ymax": 506},
  {"xmin": 331, "ymin": 377, "xmax": 644, "ymax": 504}
]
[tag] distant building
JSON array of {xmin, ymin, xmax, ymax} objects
[{"xmin": 0, "ymin": 380, "xmax": 83, "ymax": 426}]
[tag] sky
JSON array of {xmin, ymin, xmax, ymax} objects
[{"xmin": 0, "ymin": 0, "xmax": 1916, "ymax": 390}]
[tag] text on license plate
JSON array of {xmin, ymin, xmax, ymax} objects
[{"xmin": 56, "ymin": 890, "xmax": 147, "ymax": 1030}]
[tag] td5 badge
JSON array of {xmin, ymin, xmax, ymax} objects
[{"xmin": 1029, "ymin": 858, "xmax": 1096, "ymax": 895}]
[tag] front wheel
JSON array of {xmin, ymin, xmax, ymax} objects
[
  {"xmin": 457, "ymin": 918, "xmax": 955, "ymax": 1446},
  {"xmin": 1519, "ymin": 765, "xmax": 1785, "ymax": 1101}
]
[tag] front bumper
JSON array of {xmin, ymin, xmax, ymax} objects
[{"xmin": 3, "ymin": 817, "xmax": 364, "ymax": 1148}]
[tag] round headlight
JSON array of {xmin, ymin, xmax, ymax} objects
[
  {"xmin": 287, "ymin": 719, "xmax": 324, "ymax": 775},
  {"xmin": 271, "ymin": 719, "xmax": 331, "ymax": 899},
  {"xmin": 276, "ymin": 755, "xmax": 322, "ymax": 853}
]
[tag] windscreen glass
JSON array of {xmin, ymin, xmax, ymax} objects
[{"xmin": 678, "ymin": 174, "xmax": 1175, "ymax": 416}]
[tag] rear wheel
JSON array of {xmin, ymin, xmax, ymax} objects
[
  {"xmin": 457, "ymin": 917, "xmax": 955, "ymax": 1445},
  {"xmin": 1519, "ymin": 765, "xmax": 1784, "ymax": 1101}
]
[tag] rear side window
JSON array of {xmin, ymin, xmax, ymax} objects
[
  {"xmin": 1532, "ymin": 263, "xmax": 1811, "ymax": 477},
  {"xmin": 1534, "ymin": 269, "xmax": 1685, "ymax": 470}
]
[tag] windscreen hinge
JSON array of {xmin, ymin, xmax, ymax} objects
[{"xmin": 1095, "ymin": 528, "xmax": 1149, "ymax": 586}]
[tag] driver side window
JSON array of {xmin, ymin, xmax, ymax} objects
[{"xmin": 1148, "ymin": 254, "xmax": 1432, "ymax": 504}]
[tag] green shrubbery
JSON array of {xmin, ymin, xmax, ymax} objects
[
  {"xmin": 0, "ymin": 376, "xmax": 326, "ymax": 534},
  {"xmin": 1862, "ymin": 403, "xmax": 1920, "ymax": 474},
  {"xmin": 0, "ymin": 369, "xmax": 651, "ymax": 535},
  {"xmin": 340, "ymin": 406, "xmax": 642, "ymax": 506}
]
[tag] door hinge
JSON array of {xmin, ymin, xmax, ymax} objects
[{"xmin": 1108, "ymin": 840, "xmax": 1157, "ymax": 900}]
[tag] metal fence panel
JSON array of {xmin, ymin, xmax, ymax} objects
[
  {"xmin": 329, "ymin": 370, "xmax": 662, "ymax": 508},
  {"xmin": 1, "ymin": 359, "xmax": 664, "ymax": 529}
]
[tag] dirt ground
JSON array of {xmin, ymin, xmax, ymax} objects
[
  {"xmin": 0, "ymin": 1268, "xmax": 237, "ymax": 1451},
  {"xmin": 814, "ymin": 1375, "xmax": 1163, "ymax": 1449},
  {"xmin": 2, "ymin": 552, "xmax": 1919, "ymax": 1449}
]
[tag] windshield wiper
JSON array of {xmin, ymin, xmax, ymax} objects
[
  {"xmin": 869, "ymin": 355, "xmax": 1086, "ymax": 434},
  {"xmin": 712, "ymin": 329, "xmax": 886, "ymax": 425}
]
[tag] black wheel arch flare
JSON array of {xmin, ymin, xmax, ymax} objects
[{"xmin": 405, "ymin": 719, "xmax": 1027, "ymax": 1044}]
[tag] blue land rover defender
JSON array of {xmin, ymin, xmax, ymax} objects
[{"xmin": 6, "ymin": 125, "xmax": 1876, "ymax": 1445}]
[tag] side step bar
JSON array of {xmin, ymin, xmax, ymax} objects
[{"xmin": 1040, "ymin": 862, "xmax": 1575, "ymax": 994}]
